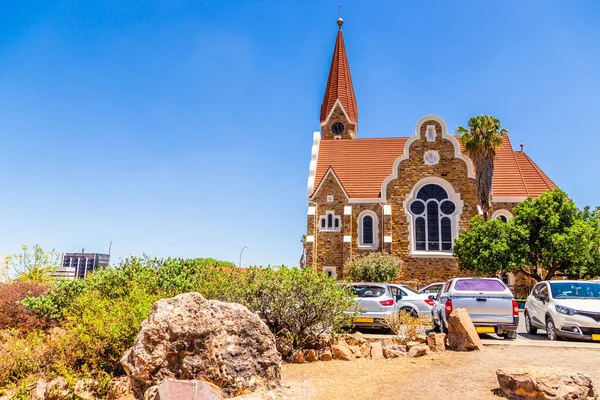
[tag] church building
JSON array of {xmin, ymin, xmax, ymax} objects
[{"xmin": 304, "ymin": 17, "xmax": 557, "ymax": 289}]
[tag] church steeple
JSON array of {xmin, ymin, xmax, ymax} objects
[{"xmin": 320, "ymin": 14, "xmax": 358, "ymax": 140}]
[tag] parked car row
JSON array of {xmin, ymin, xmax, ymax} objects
[{"xmin": 348, "ymin": 278, "xmax": 600, "ymax": 343}]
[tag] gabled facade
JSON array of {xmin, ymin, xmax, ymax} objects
[{"xmin": 305, "ymin": 19, "xmax": 557, "ymax": 291}]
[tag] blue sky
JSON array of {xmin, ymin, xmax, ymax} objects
[{"xmin": 1, "ymin": 1, "xmax": 598, "ymax": 271}]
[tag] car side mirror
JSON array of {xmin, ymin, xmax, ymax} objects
[
  {"xmin": 428, "ymin": 294, "xmax": 436, "ymax": 300},
  {"xmin": 395, "ymin": 294, "xmax": 403, "ymax": 301},
  {"xmin": 535, "ymin": 294, "xmax": 547, "ymax": 302}
]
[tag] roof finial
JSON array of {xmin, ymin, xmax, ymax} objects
[{"xmin": 337, "ymin": 3, "xmax": 344, "ymax": 28}]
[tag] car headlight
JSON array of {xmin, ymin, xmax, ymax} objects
[{"xmin": 555, "ymin": 305, "xmax": 577, "ymax": 315}]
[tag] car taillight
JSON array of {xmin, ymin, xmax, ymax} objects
[
  {"xmin": 512, "ymin": 299, "xmax": 519, "ymax": 316},
  {"xmin": 424, "ymin": 299, "xmax": 435, "ymax": 307},
  {"xmin": 445, "ymin": 299, "xmax": 453, "ymax": 314},
  {"xmin": 379, "ymin": 299, "xmax": 395, "ymax": 307}
]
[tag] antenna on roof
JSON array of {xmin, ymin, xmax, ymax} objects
[{"xmin": 337, "ymin": 3, "xmax": 344, "ymax": 28}]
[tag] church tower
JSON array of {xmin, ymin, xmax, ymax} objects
[{"xmin": 320, "ymin": 16, "xmax": 358, "ymax": 140}]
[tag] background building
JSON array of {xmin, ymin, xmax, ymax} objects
[{"xmin": 54, "ymin": 252, "xmax": 111, "ymax": 279}]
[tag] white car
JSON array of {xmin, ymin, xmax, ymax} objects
[
  {"xmin": 418, "ymin": 282, "xmax": 445, "ymax": 295},
  {"xmin": 388, "ymin": 284, "xmax": 435, "ymax": 317},
  {"xmin": 524, "ymin": 280, "xmax": 600, "ymax": 341}
]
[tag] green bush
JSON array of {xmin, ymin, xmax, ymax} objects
[
  {"xmin": 234, "ymin": 267, "xmax": 356, "ymax": 349},
  {"xmin": 345, "ymin": 253, "xmax": 402, "ymax": 283}
]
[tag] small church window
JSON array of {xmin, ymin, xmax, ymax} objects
[
  {"xmin": 358, "ymin": 211, "xmax": 379, "ymax": 249},
  {"xmin": 319, "ymin": 211, "xmax": 341, "ymax": 232}
]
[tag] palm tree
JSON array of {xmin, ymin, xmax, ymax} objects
[{"xmin": 457, "ymin": 115, "xmax": 509, "ymax": 219}]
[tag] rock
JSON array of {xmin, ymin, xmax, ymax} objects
[
  {"xmin": 107, "ymin": 376, "xmax": 135, "ymax": 400},
  {"xmin": 150, "ymin": 380, "xmax": 222, "ymax": 400},
  {"xmin": 346, "ymin": 332, "xmax": 364, "ymax": 346},
  {"xmin": 369, "ymin": 342, "xmax": 385, "ymax": 360},
  {"xmin": 416, "ymin": 336, "xmax": 427, "ymax": 344},
  {"xmin": 408, "ymin": 345, "xmax": 427, "ymax": 358},
  {"xmin": 74, "ymin": 379, "xmax": 98, "ymax": 400},
  {"xmin": 29, "ymin": 380, "xmax": 47, "ymax": 400},
  {"xmin": 291, "ymin": 350, "xmax": 305, "ymax": 364},
  {"xmin": 332, "ymin": 344, "xmax": 354, "ymax": 361},
  {"xmin": 349, "ymin": 345, "xmax": 362, "ymax": 358},
  {"xmin": 405, "ymin": 341, "xmax": 420, "ymax": 349},
  {"xmin": 305, "ymin": 349, "xmax": 318, "ymax": 362},
  {"xmin": 447, "ymin": 308, "xmax": 484, "ymax": 352},
  {"xmin": 426, "ymin": 332, "xmax": 447, "ymax": 352},
  {"xmin": 276, "ymin": 341, "xmax": 293, "ymax": 357},
  {"xmin": 0, "ymin": 389, "xmax": 14, "ymax": 400},
  {"xmin": 46, "ymin": 377, "xmax": 70, "ymax": 400},
  {"xmin": 382, "ymin": 346, "xmax": 404, "ymax": 359},
  {"xmin": 319, "ymin": 350, "xmax": 333, "ymax": 361},
  {"xmin": 359, "ymin": 343, "xmax": 371, "ymax": 358},
  {"xmin": 497, "ymin": 367, "xmax": 598, "ymax": 400},
  {"xmin": 121, "ymin": 293, "xmax": 281, "ymax": 398}
]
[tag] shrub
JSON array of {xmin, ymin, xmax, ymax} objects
[
  {"xmin": 345, "ymin": 253, "xmax": 402, "ymax": 283},
  {"xmin": 8, "ymin": 244, "xmax": 61, "ymax": 284},
  {"xmin": 233, "ymin": 267, "xmax": 356, "ymax": 349},
  {"xmin": 0, "ymin": 282, "xmax": 50, "ymax": 332},
  {"xmin": 384, "ymin": 311, "xmax": 432, "ymax": 344}
]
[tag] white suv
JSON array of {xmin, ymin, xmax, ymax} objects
[{"xmin": 524, "ymin": 280, "xmax": 600, "ymax": 341}]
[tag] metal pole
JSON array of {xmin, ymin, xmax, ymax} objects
[
  {"xmin": 108, "ymin": 240, "xmax": 113, "ymax": 256},
  {"xmin": 239, "ymin": 246, "xmax": 247, "ymax": 268}
]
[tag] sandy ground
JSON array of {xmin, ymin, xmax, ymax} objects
[{"xmin": 268, "ymin": 346, "xmax": 600, "ymax": 400}]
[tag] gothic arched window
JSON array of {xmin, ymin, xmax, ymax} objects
[
  {"xmin": 358, "ymin": 211, "xmax": 379, "ymax": 249},
  {"xmin": 408, "ymin": 184, "xmax": 456, "ymax": 251}
]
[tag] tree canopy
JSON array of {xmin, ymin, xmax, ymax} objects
[
  {"xmin": 453, "ymin": 189, "xmax": 600, "ymax": 281},
  {"xmin": 457, "ymin": 115, "xmax": 508, "ymax": 218}
]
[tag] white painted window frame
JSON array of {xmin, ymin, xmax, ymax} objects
[
  {"xmin": 491, "ymin": 209, "xmax": 513, "ymax": 222},
  {"xmin": 358, "ymin": 210, "xmax": 379, "ymax": 249},
  {"xmin": 319, "ymin": 210, "xmax": 342, "ymax": 232},
  {"xmin": 404, "ymin": 177, "xmax": 464, "ymax": 258}
]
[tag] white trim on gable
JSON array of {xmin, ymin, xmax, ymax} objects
[
  {"xmin": 306, "ymin": 131, "xmax": 321, "ymax": 197},
  {"xmin": 381, "ymin": 115, "xmax": 475, "ymax": 201},
  {"xmin": 308, "ymin": 167, "xmax": 350, "ymax": 201},
  {"xmin": 320, "ymin": 99, "xmax": 356, "ymax": 127},
  {"xmin": 493, "ymin": 196, "xmax": 527, "ymax": 203}
]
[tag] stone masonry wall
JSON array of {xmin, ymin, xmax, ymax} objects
[{"xmin": 321, "ymin": 105, "xmax": 356, "ymax": 140}]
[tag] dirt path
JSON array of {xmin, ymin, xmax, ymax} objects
[{"xmin": 276, "ymin": 346, "xmax": 600, "ymax": 400}]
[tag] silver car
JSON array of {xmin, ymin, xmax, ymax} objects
[
  {"xmin": 418, "ymin": 282, "xmax": 445, "ymax": 295},
  {"xmin": 432, "ymin": 277, "xmax": 519, "ymax": 339},
  {"xmin": 524, "ymin": 280, "xmax": 600, "ymax": 341},
  {"xmin": 349, "ymin": 283, "xmax": 397, "ymax": 329},
  {"xmin": 388, "ymin": 284, "xmax": 435, "ymax": 317}
]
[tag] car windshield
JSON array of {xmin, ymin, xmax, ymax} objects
[
  {"xmin": 351, "ymin": 286, "xmax": 386, "ymax": 298},
  {"xmin": 550, "ymin": 282, "xmax": 600, "ymax": 299},
  {"xmin": 454, "ymin": 279, "xmax": 505, "ymax": 292}
]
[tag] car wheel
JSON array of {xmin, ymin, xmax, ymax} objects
[
  {"xmin": 503, "ymin": 330, "xmax": 517, "ymax": 340},
  {"xmin": 546, "ymin": 317, "xmax": 560, "ymax": 341},
  {"xmin": 524, "ymin": 312, "xmax": 538, "ymax": 335},
  {"xmin": 401, "ymin": 307, "xmax": 418, "ymax": 318}
]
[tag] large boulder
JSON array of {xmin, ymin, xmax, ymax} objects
[
  {"xmin": 497, "ymin": 367, "xmax": 597, "ymax": 400},
  {"xmin": 121, "ymin": 293, "xmax": 281, "ymax": 398},
  {"xmin": 447, "ymin": 308, "xmax": 484, "ymax": 352},
  {"xmin": 332, "ymin": 343, "xmax": 354, "ymax": 361}
]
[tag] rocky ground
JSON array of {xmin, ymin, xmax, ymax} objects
[{"xmin": 241, "ymin": 346, "xmax": 600, "ymax": 400}]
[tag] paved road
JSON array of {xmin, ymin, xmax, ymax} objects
[{"xmin": 361, "ymin": 311, "xmax": 600, "ymax": 349}]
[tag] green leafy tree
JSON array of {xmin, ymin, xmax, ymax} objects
[
  {"xmin": 457, "ymin": 115, "xmax": 508, "ymax": 218},
  {"xmin": 345, "ymin": 253, "xmax": 402, "ymax": 282},
  {"xmin": 454, "ymin": 189, "xmax": 600, "ymax": 281},
  {"xmin": 8, "ymin": 245, "xmax": 61, "ymax": 283}
]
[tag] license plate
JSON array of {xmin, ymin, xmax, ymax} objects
[
  {"xmin": 355, "ymin": 317, "xmax": 374, "ymax": 323},
  {"xmin": 476, "ymin": 326, "xmax": 495, "ymax": 334},
  {"xmin": 592, "ymin": 334, "xmax": 600, "ymax": 341}
]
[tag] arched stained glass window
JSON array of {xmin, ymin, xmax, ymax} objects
[{"xmin": 408, "ymin": 183, "xmax": 456, "ymax": 252}]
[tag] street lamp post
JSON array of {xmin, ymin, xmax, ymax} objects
[
  {"xmin": 239, "ymin": 246, "xmax": 247, "ymax": 268},
  {"xmin": 108, "ymin": 241, "xmax": 114, "ymax": 257}
]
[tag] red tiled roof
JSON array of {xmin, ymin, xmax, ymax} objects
[
  {"xmin": 312, "ymin": 135, "xmax": 556, "ymax": 199},
  {"xmin": 320, "ymin": 28, "xmax": 358, "ymax": 124}
]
